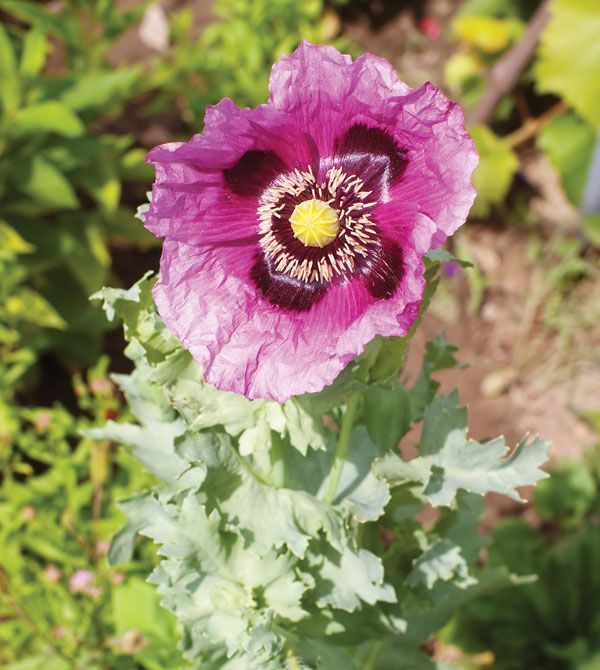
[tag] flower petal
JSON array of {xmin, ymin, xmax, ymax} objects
[
  {"xmin": 154, "ymin": 238, "xmax": 424, "ymax": 402},
  {"xmin": 390, "ymin": 83, "xmax": 478, "ymax": 244}
]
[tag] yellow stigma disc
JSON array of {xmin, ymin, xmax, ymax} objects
[{"xmin": 289, "ymin": 199, "xmax": 340, "ymax": 248}]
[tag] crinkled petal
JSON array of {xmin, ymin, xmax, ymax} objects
[
  {"xmin": 144, "ymin": 99, "xmax": 315, "ymax": 244},
  {"xmin": 269, "ymin": 42, "xmax": 411, "ymax": 156},
  {"xmin": 389, "ymin": 83, "xmax": 478, "ymax": 244},
  {"xmin": 154, "ymin": 239, "xmax": 423, "ymax": 403}
]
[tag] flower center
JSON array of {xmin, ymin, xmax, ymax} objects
[{"xmin": 289, "ymin": 198, "xmax": 340, "ymax": 248}]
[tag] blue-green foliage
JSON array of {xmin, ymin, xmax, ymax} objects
[
  {"xmin": 450, "ymin": 449, "xmax": 600, "ymax": 670},
  {"xmin": 91, "ymin": 265, "xmax": 549, "ymax": 669}
]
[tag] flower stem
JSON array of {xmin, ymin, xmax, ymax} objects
[
  {"xmin": 324, "ymin": 389, "xmax": 361, "ymax": 504},
  {"xmin": 361, "ymin": 640, "xmax": 384, "ymax": 670}
]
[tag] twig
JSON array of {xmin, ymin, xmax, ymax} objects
[
  {"xmin": 504, "ymin": 100, "xmax": 568, "ymax": 148},
  {"xmin": 467, "ymin": 0, "xmax": 552, "ymax": 126}
]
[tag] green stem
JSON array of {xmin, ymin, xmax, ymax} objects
[
  {"xmin": 361, "ymin": 640, "xmax": 384, "ymax": 670},
  {"xmin": 324, "ymin": 390, "xmax": 361, "ymax": 504}
]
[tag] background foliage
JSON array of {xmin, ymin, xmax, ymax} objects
[{"xmin": 0, "ymin": 0, "xmax": 599, "ymax": 668}]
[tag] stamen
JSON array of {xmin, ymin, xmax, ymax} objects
[{"xmin": 257, "ymin": 165, "xmax": 380, "ymax": 284}]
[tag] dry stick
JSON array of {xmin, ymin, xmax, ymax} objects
[
  {"xmin": 505, "ymin": 100, "xmax": 568, "ymax": 148},
  {"xmin": 466, "ymin": 0, "xmax": 553, "ymax": 126}
]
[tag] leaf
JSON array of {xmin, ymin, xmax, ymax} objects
[
  {"xmin": 5, "ymin": 287, "xmax": 67, "ymax": 329},
  {"xmin": 60, "ymin": 67, "xmax": 142, "ymax": 113},
  {"xmin": 534, "ymin": 457, "xmax": 596, "ymax": 526},
  {"xmin": 377, "ymin": 392, "xmax": 549, "ymax": 506},
  {"xmin": 0, "ymin": 219, "xmax": 34, "ymax": 257},
  {"xmin": 310, "ymin": 540, "xmax": 396, "ymax": 612},
  {"xmin": 535, "ymin": 0, "xmax": 600, "ymax": 129},
  {"xmin": 454, "ymin": 16, "xmax": 523, "ymax": 53},
  {"xmin": 407, "ymin": 534, "xmax": 475, "ymax": 589},
  {"xmin": 112, "ymin": 577, "xmax": 176, "ymax": 638},
  {"xmin": 0, "ymin": 22, "xmax": 19, "ymax": 113},
  {"xmin": 329, "ymin": 426, "xmax": 390, "ymax": 522},
  {"xmin": 10, "ymin": 101, "xmax": 85, "ymax": 138},
  {"xmin": 469, "ymin": 125, "xmax": 519, "ymax": 217},
  {"xmin": 537, "ymin": 111, "xmax": 595, "ymax": 205},
  {"xmin": 409, "ymin": 335, "xmax": 459, "ymax": 421},
  {"xmin": 19, "ymin": 25, "xmax": 47, "ymax": 79},
  {"xmin": 363, "ymin": 381, "xmax": 411, "ymax": 453},
  {"xmin": 11, "ymin": 155, "xmax": 78, "ymax": 209}
]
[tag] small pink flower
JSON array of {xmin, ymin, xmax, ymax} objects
[
  {"xmin": 94, "ymin": 540, "xmax": 110, "ymax": 557},
  {"xmin": 68, "ymin": 568, "xmax": 103, "ymax": 598},
  {"xmin": 43, "ymin": 565, "xmax": 62, "ymax": 583},
  {"xmin": 52, "ymin": 626, "xmax": 68, "ymax": 639},
  {"xmin": 34, "ymin": 412, "xmax": 52, "ymax": 431},
  {"xmin": 110, "ymin": 571, "xmax": 126, "ymax": 586},
  {"xmin": 22, "ymin": 506, "xmax": 36, "ymax": 521}
]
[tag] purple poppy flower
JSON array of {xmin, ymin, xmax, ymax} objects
[{"xmin": 145, "ymin": 42, "xmax": 477, "ymax": 402}]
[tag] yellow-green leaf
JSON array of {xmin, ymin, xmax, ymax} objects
[
  {"xmin": 535, "ymin": 0, "xmax": 600, "ymax": 129},
  {"xmin": 19, "ymin": 25, "xmax": 48, "ymax": 79},
  {"xmin": 10, "ymin": 101, "xmax": 85, "ymax": 138},
  {"xmin": 469, "ymin": 125, "xmax": 519, "ymax": 217},
  {"xmin": 0, "ymin": 219, "xmax": 34, "ymax": 257}
]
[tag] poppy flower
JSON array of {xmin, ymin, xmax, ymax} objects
[{"xmin": 144, "ymin": 42, "xmax": 477, "ymax": 402}]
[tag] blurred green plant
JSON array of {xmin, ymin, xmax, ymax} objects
[
  {"xmin": 149, "ymin": 0, "xmax": 347, "ymax": 125},
  {"xmin": 0, "ymin": 358, "xmax": 186, "ymax": 669},
  {"xmin": 448, "ymin": 443, "xmax": 600, "ymax": 670},
  {"xmin": 0, "ymin": 3, "xmax": 156, "ymax": 372},
  {"xmin": 448, "ymin": 0, "xmax": 600, "ymax": 227}
]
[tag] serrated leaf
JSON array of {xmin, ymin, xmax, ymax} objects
[
  {"xmin": 469, "ymin": 125, "xmax": 519, "ymax": 217},
  {"xmin": 377, "ymin": 392, "xmax": 549, "ymax": 506},
  {"xmin": 328, "ymin": 426, "xmax": 390, "ymax": 522},
  {"xmin": 535, "ymin": 0, "xmax": 600, "ymax": 129},
  {"xmin": 408, "ymin": 535, "xmax": 475, "ymax": 589}
]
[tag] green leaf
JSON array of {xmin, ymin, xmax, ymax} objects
[
  {"xmin": 0, "ymin": 219, "xmax": 34, "ymax": 257},
  {"xmin": 5, "ymin": 287, "xmax": 67, "ymax": 329},
  {"xmin": 112, "ymin": 577, "xmax": 176, "ymax": 637},
  {"xmin": 407, "ymin": 535, "xmax": 475, "ymax": 589},
  {"xmin": 534, "ymin": 457, "xmax": 596, "ymax": 526},
  {"xmin": 10, "ymin": 101, "xmax": 85, "ymax": 138},
  {"xmin": 582, "ymin": 214, "xmax": 600, "ymax": 248},
  {"xmin": 363, "ymin": 381, "xmax": 411, "ymax": 453},
  {"xmin": 11, "ymin": 155, "xmax": 78, "ymax": 209},
  {"xmin": 0, "ymin": 23, "xmax": 19, "ymax": 113},
  {"xmin": 469, "ymin": 125, "xmax": 519, "ymax": 217},
  {"xmin": 60, "ymin": 67, "xmax": 142, "ymax": 113},
  {"xmin": 535, "ymin": 0, "xmax": 600, "ymax": 129},
  {"xmin": 19, "ymin": 25, "xmax": 47, "ymax": 79},
  {"xmin": 377, "ymin": 392, "xmax": 549, "ymax": 506},
  {"xmin": 409, "ymin": 335, "xmax": 459, "ymax": 421},
  {"xmin": 537, "ymin": 112, "xmax": 595, "ymax": 205}
]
